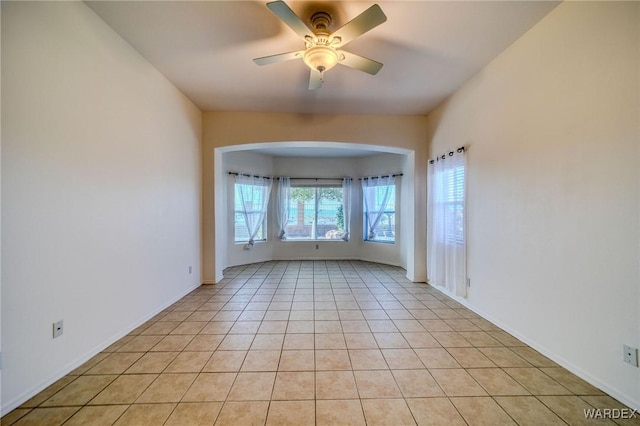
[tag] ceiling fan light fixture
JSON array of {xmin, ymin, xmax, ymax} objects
[{"xmin": 303, "ymin": 45, "xmax": 339, "ymax": 73}]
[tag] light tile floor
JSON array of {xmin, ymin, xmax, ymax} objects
[{"xmin": 3, "ymin": 261, "xmax": 638, "ymax": 425}]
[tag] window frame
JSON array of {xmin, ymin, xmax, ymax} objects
[
  {"xmin": 233, "ymin": 181, "xmax": 268, "ymax": 244},
  {"xmin": 285, "ymin": 184, "xmax": 345, "ymax": 241}
]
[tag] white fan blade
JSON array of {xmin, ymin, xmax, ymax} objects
[
  {"xmin": 309, "ymin": 69, "xmax": 323, "ymax": 90},
  {"xmin": 339, "ymin": 51, "xmax": 383, "ymax": 75},
  {"xmin": 267, "ymin": 1, "xmax": 314, "ymax": 40},
  {"xmin": 253, "ymin": 51, "xmax": 304, "ymax": 66},
  {"xmin": 331, "ymin": 4, "xmax": 387, "ymax": 48}
]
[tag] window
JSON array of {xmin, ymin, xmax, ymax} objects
[
  {"xmin": 285, "ymin": 186, "xmax": 345, "ymax": 240},
  {"xmin": 362, "ymin": 177, "xmax": 396, "ymax": 243},
  {"xmin": 233, "ymin": 177, "xmax": 271, "ymax": 245},
  {"xmin": 426, "ymin": 149, "xmax": 466, "ymax": 297}
]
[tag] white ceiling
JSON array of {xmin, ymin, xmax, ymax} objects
[{"xmin": 86, "ymin": 1, "xmax": 559, "ymax": 116}]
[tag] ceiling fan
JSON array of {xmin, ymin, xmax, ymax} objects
[{"xmin": 253, "ymin": 1, "xmax": 387, "ymax": 90}]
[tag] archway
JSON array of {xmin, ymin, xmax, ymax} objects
[{"xmin": 211, "ymin": 141, "xmax": 420, "ymax": 282}]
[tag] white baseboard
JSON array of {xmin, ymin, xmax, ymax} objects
[
  {"xmin": 358, "ymin": 257, "xmax": 404, "ymax": 271},
  {"xmin": 270, "ymin": 256, "xmax": 358, "ymax": 262},
  {"xmin": 429, "ymin": 284, "xmax": 640, "ymax": 411},
  {"xmin": 1, "ymin": 282, "xmax": 200, "ymax": 415}
]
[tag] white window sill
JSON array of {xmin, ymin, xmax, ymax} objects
[
  {"xmin": 234, "ymin": 240, "xmax": 267, "ymax": 245},
  {"xmin": 282, "ymin": 239, "xmax": 347, "ymax": 242}
]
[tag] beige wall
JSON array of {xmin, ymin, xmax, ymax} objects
[
  {"xmin": 1, "ymin": 2, "xmax": 202, "ymax": 412},
  {"xmin": 202, "ymin": 112, "xmax": 429, "ymax": 283},
  {"xmin": 425, "ymin": 1, "xmax": 639, "ymax": 408}
]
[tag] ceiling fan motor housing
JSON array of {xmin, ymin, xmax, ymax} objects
[
  {"xmin": 304, "ymin": 10, "xmax": 342, "ymax": 72},
  {"xmin": 310, "ymin": 11, "xmax": 332, "ymax": 31}
]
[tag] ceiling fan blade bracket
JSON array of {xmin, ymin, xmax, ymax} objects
[{"xmin": 304, "ymin": 35, "xmax": 316, "ymax": 48}]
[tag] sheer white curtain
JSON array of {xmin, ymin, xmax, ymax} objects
[
  {"xmin": 427, "ymin": 149, "xmax": 466, "ymax": 297},
  {"xmin": 276, "ymin": 177, "xmax": 291, "ymax": 240},
  {"xmin": 362, "ymin": 175, "xmax": 395, "ymax": 240},
  {"xmin": 341, "ymin": 178, "xmax": 352, "ymax": 241},
  {"xmin": 235, "ymin": 175, "xmax": 272, "ymax": 250}
]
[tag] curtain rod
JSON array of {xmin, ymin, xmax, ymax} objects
[
  {"xmin": 429, "ymin": 146, "xmax": 465, "ymax": 164},
  {"xmin": 286, "ymin": 177, "xmax": 350, "ymax": 181},
  {"xmin": 229, "ymin": 172, "xmax": 352, "ymax": 181},
  {"xmin": 228, "ymin": 172, "xmax": 271, "ymax": 180},
  {"xmin": 359, "ymin": 173, "xmax": 403, "ymax": 181}
]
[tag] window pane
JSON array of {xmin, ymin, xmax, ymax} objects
[
  {"xmin": 317, "ymin": 187, "xmax": 343, "ymax": 239},
  {"xmin": 371, "ymin": 211, "xmax": 395, "ymax": 242},
  {"xmin": 234, "ymin": 182, "xmax": 267, "ymax": 243},
  {"xmin": 234, "ymin": 213, "xmax": 265, "ymax": 242},
  {"xmin": 285, "ymin": 187, "xmax": 316, "ymax": 239},
  {"xmin": 285, "ymin": 186, "xmax": 343, "ymax": 240},
  {"xmin": 303, "ymin": 202, "xmax": 315, "ymax": 226},
  {"xmin": 234, "ymin": 212, "xmax": 250, "ymax": 242},
  {"xmin": 234, "ymin": 183, "xmax": 268, "ymax": 211},
  {"xmin": 433, "ymin": 164, "xmax": 464, "ymax": 245},
  {"xmin": 364, "ymin": 184, "xmax": 396, "ymax": 243}
]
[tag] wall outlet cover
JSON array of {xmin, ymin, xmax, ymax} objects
[
  {"xmin": 623, "ymin": 344, "xmax": 638, "ymax": 367},
  {"xmin": 53, "ymin": 320, "xmax": 63, "ymax": 339}
]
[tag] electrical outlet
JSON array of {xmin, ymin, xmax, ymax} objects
[
  {"xmin": 315, "ymin": 244, "xmax": 319, "ymax": 250},
  {"xmin": 623, "ymin": 345, "xmax": 638, "ymax": 367},
  {"xmin": 188, "ymin": 266, "xmax": 192, "ymax": 274},
  {"xmin": 53, "ymin": 320, "xmax": 63, "ymax": 339}
]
